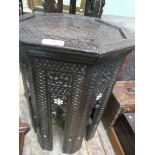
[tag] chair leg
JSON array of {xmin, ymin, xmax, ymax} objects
[
  {"xmin": 19, "ymin": 0, "xmax": 24, "ymax": 15},
  {"xmin": 19, "ymin": 123, "xmax": 30, "ymax": 155}
]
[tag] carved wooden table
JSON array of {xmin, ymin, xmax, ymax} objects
[{"xmin": 19, "ymin": 13, "xmax": 134, "ymax": 154}]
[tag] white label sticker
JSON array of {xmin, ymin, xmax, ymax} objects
[
  {"xmin": 42, "ymin": 39, "xmax": 64, "ymax": 46},
  {"xmin": 96, "ymin": 93, "xmax": 103, "ymax": 100}
]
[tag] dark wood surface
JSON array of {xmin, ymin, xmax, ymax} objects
[
  {"xmin": 20, "ymin": 72, "xmax": 116, "ymax": 155},
  {"xmin": 20, "ymin": 13, "xmax": 135, "ymax": 154},
  {"xmin": 114, "ymin": 113, "xmax": 135, "ymax": 155},
  {"xmin": 57, "ymin": 0, "xmax": 63, "ymax": 12},
  {"xmin": 43, "ymin": 0, "xmax": 59, "ymax": 13},
  {"xmin": 108, "ymin": 113, "xmax": 135, "ymax": 155},
  {"xmin": 117, "ymin": 50, "xmax": 135, "ymax": 81},
  {"xmin": 124, "ymin": 113, "xmax": 135, "ymax": 132},
  {"xmin": 42, "ymin": 0, "xmax": 105, "ymax": 18},
  {"xmin": 102, "ymin": 81, "xmax": 135, "ymax": 131},
  {"xmin": 84, "ymin": 0, "xmax": 105, "ymax": 18},
  {"xmin": 19, "ymin": 0, "xmax": 24, "ymax": 15},
  {"xmin": 19, "ymin": 123, "xmax": 30, "ymax": 155},
  {"xmin": 101, "ymin": 15, "xmax": 135, "ymax": 82},
  {"xmin": 19, "ymin": 13, "xmax": 134, "ymax": 59},
  {"xmin": 112, "ymin": 81, "xmax": 135, "ymax": 107},
  {"xmin": 108, "ymin": 127, "xmax": 125, "ymax": 155},
  {"xmin": 69, "ymin": 0, "xmax": 76, "ymax": 14}
]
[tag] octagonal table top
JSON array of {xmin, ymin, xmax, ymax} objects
[{"xmin": 20, "ymin": 13, "xmax": 134, "ymax": 58}]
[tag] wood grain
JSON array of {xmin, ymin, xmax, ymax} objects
[
  {"xmin": 86, "ymin": 131, "xmax": 105, "ymax": 155},
  {"xmin": 97, "ymin": 123, "xmax": 116, "ymax": 155},
  {"xmin": 108, "ymin": 127, "xmax": 125, "ymax": 155},
  {"xmin": 102, "ymin": 80, "xmax": 135, "ymax": 130}
]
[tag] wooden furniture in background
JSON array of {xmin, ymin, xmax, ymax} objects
[
  {"xmin": 19, "ymin": 123, "xmax": 30, "ymax": 155},
  {"xmin": 108, "ymin": 127, "xmax": 125, "ymax": 155},
  {"xmin": 19, "ymin": 0, "xmax": 24, "ymax": 15},
  {"xmin": 102, "ymin": 80, "xmax": 135, "ymax": 155},
  {"xmin": 117, "ymin": 50, "xmax": 135, "ymax": 81},
  {"xmin": 41, "ymin": 0, "xmax": 105, "ymax": 17},
  {"xmin": 102, "ymin": 81, "xmax": 135, "ymax": 131},
  {"xmin": 108, "ymin": 113, "xmax": 135, "ymax": 155}
]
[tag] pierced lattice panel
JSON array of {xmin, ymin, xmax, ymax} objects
[
  {"xmin": 32, "ymin": 58, "xmax": 87, "ymax": 113},
  {"xmin": 85, "ymin": 56, "xmax": 125, "ymax": 140},
  {"xmin": 30, "ymin": 57, "xmax": 87, "ymax": 149}
]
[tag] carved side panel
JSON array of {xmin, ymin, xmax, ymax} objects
[
  {"xmin": 32, "ymin": 58, "xmax": 53, "ymax": 150},
  {"xmin": 20, "ymin": 50, "xmax": 125, "ymax": 152},
  {"xmin": 86, "ymin": 56, "xmax": 125, "ymax": 140},
  {"xmin": 20, "ymin": 48, "xmax": 38, "ymax": 131},
  {"xmin": 62, "ymin": 66, "xmax": 89, "ymax": 154},
  {"xmin": 63, "ymin": 67, "xmax": 97, "ymax": 153},
  {"xmin": 30, "ymin": 57, "xmax": 88, "ymax": 152}
]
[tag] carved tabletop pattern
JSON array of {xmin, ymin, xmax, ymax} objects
[{"xmin": 20, "ymin": 13, "xmax": 125, "ymax": 53}]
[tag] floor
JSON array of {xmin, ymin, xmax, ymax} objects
[{"xmin": 19, "ymin": 72, "xmax": 115, "ymax": 155}]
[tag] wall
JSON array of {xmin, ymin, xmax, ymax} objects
[{"xmin": 103, "ymin": 0, "xmax": 135, "ymax": 17}]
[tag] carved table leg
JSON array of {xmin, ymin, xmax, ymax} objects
[
  {"xmin": 33, "ymin": 62, "xmax": 53, "ymax": 150},
  {"xmin": 84, "ymin": 0, "xmax": 105, "ymax": 18},
  {"xmin": 63, "ymin": 67, "xmax": 95, "ymax": 154},
  {"xmin": 70, "ymin": 0, "xmax": 76, "ymax": 14}
]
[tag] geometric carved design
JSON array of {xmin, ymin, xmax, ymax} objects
[
  {"xmin": 20, "ymin": 14, "xmax": 124, "ymax": 54},
  {"xmin": 19, "ymin": 13, "xmax": 134, "ymax": 154},
  {"xmin": 63, "ymin": 68, "xmax": 87, "ymax": 153},
  {"xmin": 20, "ymin": 55, "xmax": 125, "ymax": 153},
  {"xmin": 34, "ymin": 62, "xmax": 52, "ymax": 150},
  {"xmin": 86, "ymin": 56, "xmax": 125, "ymax": 140},
  {"xmin": 32, "ymin": 58, "xmax": 87, "ymax": 114},
  {"xmin": 30, "ymin": 57, "xmax": 87, "ymax": 152}
]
